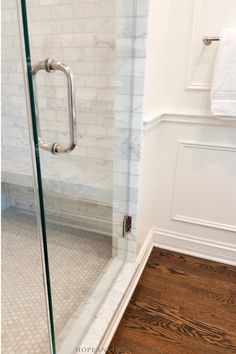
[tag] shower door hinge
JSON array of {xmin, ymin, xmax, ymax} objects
[{"xmin": 123, "ymin": 215, "xmax": 132, "ymax": 237}]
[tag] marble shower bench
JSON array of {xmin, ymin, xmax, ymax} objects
[{"xmin": 2, "ymin": 149, "xmax": 113, "ymax": 236}]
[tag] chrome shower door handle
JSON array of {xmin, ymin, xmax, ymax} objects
[{"xmin": 32, "ymin": 58, "xmax": 76, "ymax": 155}]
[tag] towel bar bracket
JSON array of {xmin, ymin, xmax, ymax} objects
[{"xmin": 203, "ymin": 36, "xmax": 220, "ymax": 46}]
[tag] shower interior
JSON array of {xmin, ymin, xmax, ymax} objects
[{"xmin": 1, "ymin": 0, "xmax": 141, "ymax": 353}]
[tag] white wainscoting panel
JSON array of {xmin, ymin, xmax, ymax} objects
[
  {"xmin": 138, "ymin": 114, "xmax": 236, "ymax": 263},
  {"xmin": 171, "ymin": 140, "xmax": 236, "ymax": 232},
  {"xmin": 139, "ymin": 0, "xmax": 236, "ymax": 265}
]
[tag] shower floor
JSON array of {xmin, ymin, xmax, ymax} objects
[{"xmin": 2, "ymin": 207, "xmax": 112, "ymax": 354}]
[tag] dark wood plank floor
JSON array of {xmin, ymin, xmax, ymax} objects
[{"xmin": 108, "ymin": 248, "xmax": 236, "ymax": 354}]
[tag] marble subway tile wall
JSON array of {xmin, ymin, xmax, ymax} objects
[
  {"xmin": 2, "ymin": 0, "xmax": 149, "ymax": 254},
  {"xmin": 3, "ymin": 0, "xmax": 118, "ymax": 201},
  {"xmin": 112, "ymin": 0, "xmax": 149, "ymax": 259}
]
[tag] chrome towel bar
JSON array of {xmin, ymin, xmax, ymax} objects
[{"xmin": 203, "ymin": 36, "xmax": 220, "ymax": 45}]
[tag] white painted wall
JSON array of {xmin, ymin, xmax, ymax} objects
[
  {"xmin": 144, "ymin": 0, "xmax": 236, "ymax": 117},
  {"xmin": 137, "ymin": 0, "xmax": 236, "ymax": 265},
  {"xmin": 142, "ymin": 0, "xmax": 170, "ymax": 118}
]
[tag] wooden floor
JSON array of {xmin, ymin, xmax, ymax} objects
[{"xmin": 108, "ymin": 248, "xmax": 236, "ymax": 354}]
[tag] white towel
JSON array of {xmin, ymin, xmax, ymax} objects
[{"xmin": 211, "ymin": 28, "xmax": 236, "ymax": 119}]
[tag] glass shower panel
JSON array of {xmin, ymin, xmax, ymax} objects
[
  {"xmin": 1, "ymin": 0, "xmax": 52, "ymax": 353},
  {"xmin": 19, "ymin": 0, "xmax": 136, "ymax": 352}
]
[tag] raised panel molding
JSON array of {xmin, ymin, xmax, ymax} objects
[
  {"xmin": 172, "ymin": 215, "xmax": 236, "ymax": 233},
  {"xmin": 171, "ymin": 140, "xmax": 236, "ymax": 232}
]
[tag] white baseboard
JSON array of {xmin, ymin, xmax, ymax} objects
[
  {"xmin": 98, "ymin": 230, "xmax": 154, "ymax": 352},
  {"xmin": 153, "ymin": 227, "xmax": 236, "ymax": 266}
]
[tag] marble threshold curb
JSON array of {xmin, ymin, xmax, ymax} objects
[
  {"xmin": 58, "ymin": 230, "xmax": 154, "ymax": 354},
  {"xmin": 58, "ymin": 225, "xmax": 236, "ymax": 354}
]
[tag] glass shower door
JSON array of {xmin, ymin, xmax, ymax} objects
[
  {"xmin": 1, "ymin": 0, "xmax": 53, "ymax": 352},
  {"xmin": 18, "ymin": 0, "xmax": 136, "ymax": 353},
  {"xmin": 18, "ymin": 2, "xmax": 57, "ymax": 353}
]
